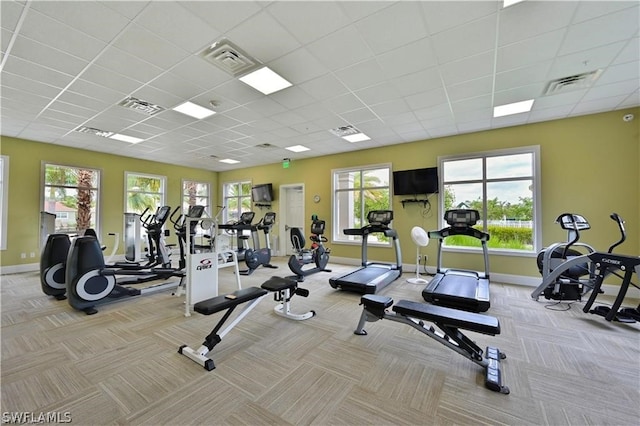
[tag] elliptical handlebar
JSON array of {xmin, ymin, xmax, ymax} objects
[{"xmin": 607, "ymin": 213, "xmax": 626, "ymax": 254}]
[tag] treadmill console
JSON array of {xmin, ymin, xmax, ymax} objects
[
  {"xmin": 445, "ymin": 209, "xmax": 479, "ymax": 228},
  {"xmin": 367, "ymin": 210, "xmax": 393, "ymax": 226}
]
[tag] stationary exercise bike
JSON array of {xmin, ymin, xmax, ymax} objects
[
  {"xmin": 241, "ymin": 212, "xmax": 278, "ymax": 276},
  {"xmin": 287, "ymin": 216, "xmax": 331, "ymax": 282}
]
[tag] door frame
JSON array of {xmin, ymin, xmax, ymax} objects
[{"xmin": 278, "ymin": 183, "xmax": 305, "ymax": 257}]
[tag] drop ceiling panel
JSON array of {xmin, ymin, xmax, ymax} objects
[
  {"xmin": 268, "ymin": 1, "xmax": 352, "ymax": 45},
  {"xmin": 355, "ymin": 2, "xmax": 428, "ymax": 55},
  {"xmin": 1, "ymin": 1, "xmax": 637, "ymax": 172},
  {"xmin": 421, "ymin": 1, "xmax": 498, "ymax": 35}
]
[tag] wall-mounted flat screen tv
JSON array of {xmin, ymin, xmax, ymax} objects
[
  {"xmin": 392, "ymin": 167, "xmax": 439, "ymax": 195},
  {"xmin": 251, "ymin": 183, "xmax": 274, "ymax": 202}
]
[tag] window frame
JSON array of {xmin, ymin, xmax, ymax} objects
[
  {"xmin": 0, "ymin": 155, "xmax": 8, "ymax": 250},
  {"xmin": 222, "ymin": 180, "xmax": 252, "ymax": 225},
  {"xmin": 124, "ymin": 171, "xmax": 167, "ymax": 215},
  {"xmin": 331, "ymin": 163, "xmax": 392, "ymax": 246},
  {"xmin": 41, "ymin": 162, "xmax": 101, "ymax": 235},
  {"xmin": 438, "ymin": 145, "xmax": 541, "ymax": 256}
]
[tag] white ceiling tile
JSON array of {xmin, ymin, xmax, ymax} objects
[
  {"xmin": 497, "ymin": 30, "xmax": 565, "ymax": 72},
  {"xmin": 613, "ymin": 37, "xmax": 639, "ymax": 65},
  {"xmin": 299, "ymin": 74, "xmax": 349, "ymax": 101},
  {"xmin": 431, "ymin": 15, "xmax": 496, "ymax": 65},
  {"xmin": 355, "ymin": 2, "xmax": 428, "ymax": 55},
  {"xmin": 405, "ymin": 87, "xmax": 448, "ymax": 111},
  {"xmin": 495, "ymin": 62, "xmax": 553, "ymax": 92},
  {"xmin": 30, "ymin": 1, "xmax": 131, "ymax": 43},
  {"xmin": 335, "ymin": 59, "xmax": 386, "ymax": 92},
  {"xmin": 598, "ymin": 61, "xmax": 640, "ymax": 86},
  {"xmin": 270, "ymin": 86, "xmax": 316, "ymax": 110},
  {"xmin": 93, "ymin": 47, "xmax": 164, "ymax": 84},
  {"xmin": 583, "ymin": 79, "xmax": 640, "ymax": 101},
  {"xmin": 3, "ymin": 56, "xmax": 75, "ymax": 89},
  {"xmin": 559, "ymin": 6, "xmax": 640, "ymax": 56},
  {"xmin": 355, "ymin": 83, "xmax": 402, "ymax": 106},
  {"xmin": 11, "ymin": 35, "xmax": 89, "ymax": 76},
  {"xmin": 269, "ymin": 47, "xmax": 329, "ymax": 85},
  {"xmin": 226, "ymin": 11, "xmax": 301, "ymax": 63},
  {"xmin": 498, "ymin": 1, "xmax": 578, "ymax": 45},
  {"xmin": 268, "ymin": 1, "xmax": 351, "ymax": 45},
  {"xmin": 112, "ymin": 24, "xmax": 190, "ymax": 69},
  {"xmin": 136, "ymin": 2, "xmax": 221, "ymax": 53},
  {"xmin": 1, "ymin": 1, "xmax": 26, "ymax": 31},
  {"xmin": 548, "ymin": 41, "xmax": 627, "ymax": 80},
  {"xmin": 306, "ymin": 25, "xmax": 375, "ymax": 70},
  {"xmin": 440, "ymin": 51, "xmax": 495, "ymax": 86},
  {"xmin": 1, "ymin": 0, "xmax": 637, "ymax": 172},
  {"xmin": 391, "ymin": 68, "xmax": 443, "ymax": 97},
  {"xmin": 421, "ymin": 1, "xmax": 497, "ymax": 35},
  {"xmin": 19, "ymin": 10, "xmax": 107, "ymax": 61},
  {"xmin": 447, "ymin": 77, "xmax": 494, "ymax": 103},
  {"xmin": 376, "ymin": 38, "xmax": 439, "ymax": 79}
]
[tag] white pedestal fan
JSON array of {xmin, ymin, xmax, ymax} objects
[{"xmin": 407, "ymin": 226, "xmax": 429, "ymax": 284}]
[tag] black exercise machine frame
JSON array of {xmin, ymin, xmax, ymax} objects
[
  {"xmin": 179, "ymin": 276, "xmax": 315, "ymax": 370},
  {"xmin": 354, "ymin": 294, "xmax": 509, "ymax": 394}
]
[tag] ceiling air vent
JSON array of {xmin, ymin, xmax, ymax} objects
[
  {"xmin": 75, "ymin": 126, "xmax": 113, "ymax": 138},
  {"xmin": 329, "ymin": 125, "xmax": 360, "ymax": 138},
  {"xmin": 256, "ymin": 143, "xmax": 276, "ymax": 149},
  {"xmin": 200, "ymin": 38, "xmax": 261, "ymax": 77},
  {"xmin": 543, "ymin": 70, "xmax": 602, "ymax": 95},
  {"xmin": 118, "ymin": 96, "xmax": 165, "ymax": 116}
]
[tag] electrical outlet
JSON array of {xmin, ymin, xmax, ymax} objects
[
  {"xmin": 30, "ymin": 252, "xmax": 36, "ymax": 258},
  {"xmin": 20, "ymin": 253, "xmax": 26, "ymax": 259}
]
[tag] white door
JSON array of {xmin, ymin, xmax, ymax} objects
[{"xmin": 279, "ymin": 184, "xmax": 304, "ymax": 257}]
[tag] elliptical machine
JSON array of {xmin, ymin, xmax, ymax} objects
[
  {"xmin": 287, "ymin": 216, "xmax": 331, "ymax": 282},
  {"xmin": 532, "ymin": 213, "xmax": 597, "ymax": 301},
  {"xmin": 241, "ymin": 212, "xmax": 278, "ymax": 276}
]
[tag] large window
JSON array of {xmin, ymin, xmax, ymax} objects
[
  {"xmin": 125, "ymin": 172, "xmax": 166, "ymax": 215},
  {"xmin": 332, "ymin": 164, "xmax": 391, "ymax": 244},
  {"xmin": 223, "ymin": 181, "xmax": 252, "ymax": 224},
  {"xmin": 440, "ymin": 146, "xmax": 541, "ymax": 254},
  {"xmin": 182, "ymin": 180, "xmax": 210, "ymax": 214},
  {"xmin": 42, "ymin": 163, "xmax": 100, "ymax": 234},
  {"xmin": 0, "ymin": 156, "xmax": 8, "ymax": 250}
]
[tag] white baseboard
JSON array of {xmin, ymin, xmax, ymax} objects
[{"xmin": 0, "ymin": 263, "xmax": 39, "ymax": 275}]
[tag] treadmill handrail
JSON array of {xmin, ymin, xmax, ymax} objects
[{"xmin": 429, "ymin": 227, "xmax": 489, "ymax": 242}]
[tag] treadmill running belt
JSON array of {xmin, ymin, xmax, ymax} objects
[{"xmin": 330, "ymin": 265, "xmax": 400, "ymax": 294}]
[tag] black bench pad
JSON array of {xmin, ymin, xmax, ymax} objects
[
  {"xmin": 194, "ymin": 287, "xmax": 268, "ymax": 316},
  {"xmin": 393, "ymin": 300, "xmax": 500, "ymax": 335},
  {"xmin": 261, "ymin": 276, "xmax": 298, "ymax": 292},
  {"xmin": 361, "ymin": 294, "xmax": 393, "ymax": 309}
]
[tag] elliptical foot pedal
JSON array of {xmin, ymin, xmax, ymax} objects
[
  {"xmin": 590, "ymin": 306, "xmax": 636, "ymax": 323},
  {"xmin": 484, "ymin": 346, "xmax": 509, "ymax": 394}
]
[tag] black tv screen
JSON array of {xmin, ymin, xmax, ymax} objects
[
  {"xmin": 392, "ymin": 167, "xmax": 438, "ymax": 195},
  {"xmin": 251, "ymin": 183, "xmax": 274, "ymax": 202}
]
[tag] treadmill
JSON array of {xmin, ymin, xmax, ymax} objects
[
  {"xmin": 329, "ymin": 210, "xmax": 402, "ymax": 294},
  {"xmin": 422, "ymin": 209, "xmax": 491, "ymax": 312}
]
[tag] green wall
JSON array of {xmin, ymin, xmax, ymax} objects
[
  {"xmin": 219, "ymin": 108, "xmax": 640, "ymax": 278},
  {"xmin": 0, "ymin": 137, "xmax": 216, "ymax": 267},
  {"xmin": 1, "ymin": 108, "xmax": 638, "ymax": 280}
]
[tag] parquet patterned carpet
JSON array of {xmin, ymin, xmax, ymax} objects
[{"xmin": 1, "ymin": 258, "xmax": 639, "ymax": 425}]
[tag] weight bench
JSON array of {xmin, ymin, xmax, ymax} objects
[
  {"xmin": 354, "ymin": 295, "xmax": 509, "ymax": 394},
  {"xmin": 179, "ymin": 276, "xmax": 314, "ymax": 370}
]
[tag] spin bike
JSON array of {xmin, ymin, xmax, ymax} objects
[{"xmin": 287, "ymin": 216, "xmax": 331, "ymax": 282}]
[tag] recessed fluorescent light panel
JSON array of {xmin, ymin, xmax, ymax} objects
[
  {"xmin": 285, "ymin": 145, "xmax": 310, "ymax": 152},
  {"xmin": 109, "ymin": 133, "xmax": 144, "ymax": 144},
  {"xmin": 343, "ymin": 133, "xmax": 371, "ymax": 143},
  {"xmin": 219, "ymin": 158, "xmax": 240, "ymax": 164},
  {"xmin": 493, "ymin": 99, "xmax": 535, "ymax": 118},
  {"xmin": 173, "ymin": 101, "xmax": 216, "ymax": 119},
  {"xmin": 503, "ymin": 0, "xmax": 525, "ymax": 7},
  {"xmin": 239, "ymin": 67, "xmax": 292, "ymax": 95}
]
